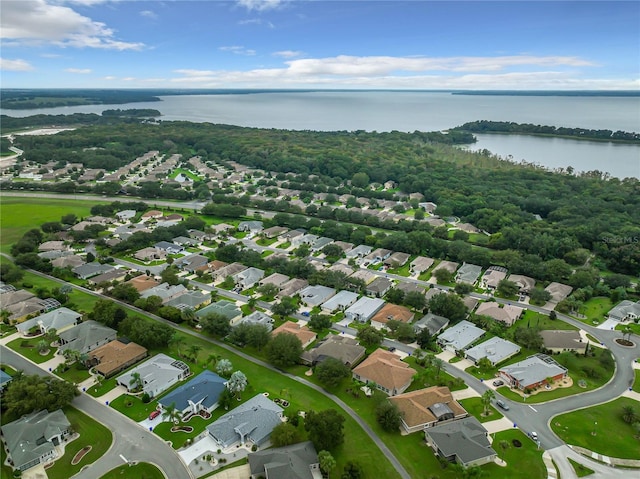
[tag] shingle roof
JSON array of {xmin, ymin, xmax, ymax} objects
[
  {"xmin": 58, "ymin": 320, "xmax": 117, "ymax": 354},
  {"xmin": 248, "ymin": 441, "xmax": 318, "ymax": 479},
  {"xmin": 437, "ymin": 320, "xmax": 485, "ymax": 351},
  {"xmin": 352, "ymin": 349, "xmax": 416, "ymax": 393},
  {"xmin": 389, "ymin": 386, "xmax": 467, "ymax": 429},
  {"xmin": 159, "ymin": 370, "xmax": 226, "ymax": 412},
  {"xmin": 425, "ymin": 417, "xmax": 495, "ymax": 466},
  {"xmin": 465, "ymin": 337, "xmax": 521, "ymax": 365}
]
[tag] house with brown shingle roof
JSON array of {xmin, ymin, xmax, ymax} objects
[
  {"xmin": 271, "ymin": 321, "xmax": 317, "ymax": 349},
  {"xmin": 475, "ymin": 302, "xmax": 523, "ymax": 326},
  {"xmin": 370, "ymin": 303, "xmax": 415, "ymax": 330},
  {"xmin": 89, "ymin": 339, "xmax": 148, "ymax": 378},
  {"xmin": 126, "ymin": 275, "xmax": 161, "ymax": 292},
  {"xmin": 352, "ymin": 349, "xmax": 416, "ymax": 396},
  {"xmin": 389, "ymin": 386, "xmax": 468, "ymax": 434}
]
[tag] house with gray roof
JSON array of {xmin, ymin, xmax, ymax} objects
[
  {"xmin": 508, "ymin": 274, "xmax": 536, "ymax": 294},
  {"xmin": 175, "ymin": 254, "xmax": 209, "ymax": 272},
  {"xmin": 300, "ymin": 334, "xmax": 365, "ymax": 368},
  {"xmin": 1, "ymin": 409, "xmax": 71, "ymax": 472},
  {"xmin": 364, "ymin": 248, "xmax": 392, "ymax": 264},
  {"xmin": 299, "ymin": 285, "xmax": 336, "ymax": 307},
  {"xmin": 278, "ymin": 278, "xmax": 309, "ymax": 298},
  {"xmin": 366, "ymin": 277, "xmax": 393, "ymax": 297},
  {"xmin": 424, "ymin": 416, "xmax": 496, "ymax": 468},
  {"xmin": 465, "ymin": 337, "xmax": 521, "ymax": 366},
  {"xmin": 328, "ymin": 263, "xmax": 354, "ymax": 276},
  {"xmin": 498, "ymin": 354, "xmax": 568, "ymax": 390},
  {"xmin": 233, "ymin": 267, "xmax": 265, "ymax": 290},
  {"xmin": 154, "ymin": 241, "xmax": 184, "ymax": 254},
  {"xmin": 140, "ymin": 283, "xmax": 188, "ymax": 304},
  {"xmin": 607, "ymin": 300, "xmax": 640, "ymax": 322},
  {"xmin": 237, "ymin": 311, "xmax": 274, "ymax": 332},
  {"xmin": 38, "ymin": 250, "xmax": 73, "ymax": 260},
  {"xmin": 248, "ymin": 441, "xmax": 321, "ymax": 479},
  {"xmin": 116, "ymin": 353, "xmax": 190, "ymax": 397},
  {"xmin": 88, "ymin": 268, "xmax": 128, "ymax": 286},
  {"xmin": 544, "ymin": 282, "xmax": 573, "ymax": 303},
  {"xmin": 414, "ymin": 313, "xmax": 450, "ymax": 337},
  {"xmin": 437, "ymin": 320, "xmax": 485, "ymax": 352},
  {"xmin": 51, "ymin": 255, "xmax": 85, "ymax": 269},
  {"xmin": 58, "ymin": 320, "xmax": 117, "ymax": 355},
  {"xmin": 540, "ymin": 330, "xmax": 587, "ymax": 354},
  {"xmin": 116, "ymin": 209, "xmax": 136, "ymax": 222},
  {"xmin": 384, "ymin": 252, "xmax": 411, "ymax": 268},
  {"xmin": 410, "ymin": 256, "xmax": 435, "ymax": 274},
  {"xmin": 346, "ymin": 244, "xmax": 372, "ymax": 259},
  {"xmin": 455, "ymin": 263, "xmax": 483, "ymax": 285},
  {"xmin": 158, "ymin": 370, "xmax": 226, "ymax": 417},
  {"xmin": 292, "ymin": 233, "xmax": 318, "ymax": 248},
  {"xmin": 166, "ymin": 290, "xmax": 210, "ymax": 310},
  {"xmin": 172, "ymin": 236, "xmax": 198, "ymax": 247},
  {"xmin": 311, "ymin": 236, "xmax": 334, "ymax": 252},
  {"xmin": 262, "ymin": 226, "xmax": 288, "ymax": 238},
  {"xmin": 206, "ymin": 394, "xmax": 284, "ymax": 448},
  {"xmin": 345, "ymin": 297, "xmax": 385, "ymax": 323},
  {"xmin": 17, "ymin": 307, "xmax": 82, "ymax": 335},
  {"xmin": 321, "ymin": 290, "xmax": 359, "ymax": 313},
  {"xmin": 396, "ymin": 282, "xmax": 426, "ymax": 295},
  {"xmin": 432, "ymin": 261, "xmax": 459, "ymax": 274},
  {"xmin": 196, "ymin": 300, "xmax": 242, "ymax": 324},
  {"xmin": 72, "ymin": 262, "xmax": 115, "ymax": 279},
  {"xmin": 0, "ymin": 288, "xmax": 35, "ymax": 308},
  {"xmin": 38, "ymin": 241, "xmax": 68, "ymax": 252},
  {"xmin": 259, "ymin": 272, "xmax": 290, "ymax": 289},
  {"xmin": 238, "ymin": 221, "xmax": 263, "ymax": 233},
  {"xmin": 213, "ymin": 262, "xmax": 248, "ymax": 282}
]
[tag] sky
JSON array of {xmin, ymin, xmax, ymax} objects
[{"xmin": 1, "ymin": 0, "xmax": 639, "ymax": 90}]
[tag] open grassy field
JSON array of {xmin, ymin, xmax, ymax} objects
[
  {"xmin": 0, "ymin": 196, "xmax": 101, "ymax": 253},
  {"xmin": 551, "ymin": 397, "xmax": 640, "ymax": 459}
]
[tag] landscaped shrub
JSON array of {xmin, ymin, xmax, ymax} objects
[{"xmin": 141, "ymin": 392, "xmax": 151, "ymax": 403}]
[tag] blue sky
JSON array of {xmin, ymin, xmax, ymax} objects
[{"xmin": 1, "ymin": 0, "xmax": 638, "ymax": 89}]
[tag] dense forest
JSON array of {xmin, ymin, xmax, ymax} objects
[
  {"xmin": 453, "ymin": 120, "xmax": 640, "ymax": 143},
  {"xmin": 5, "ymin": 119, "xmax": 640, "ymax": 275},
  {"xmin": 1, "ymin": 110, "xmax": 161, "ymax": 130},
  {"xmin": 0, "ymin": 89, "xmax": 161, "ymax": 109}
]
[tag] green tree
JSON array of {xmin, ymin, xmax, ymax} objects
[
  {"xmin": 529, "ymin": 288, "xmax": 552, "ymax": 304},
  {"xmin": 356, "ymin": 326, "xmax": 384, "ymax": 348},
  {"xmin": 428, "ymin": 292, "xmax": 468, "ymax": 322},
  {"xmin": 305, "ymin": 409, "xmax": 345, "ymax": 452},
  {"xmin": 315, "ymin": 357, "xmax": 350, "ymax": 388},
  {"xmin": 396, "ymin": 322, "xmax": 416, "ymax": 342},
  {"xmin": 622, "ymin": 405, "xmax": 637, "ymax": 424},
  {"xmin": 110, "ymin": 283, "xmax": 141, "ymax": 303},
  {"xmin": 351, "ymin": 172, "xmax": 370, "ymax": 189},
  {"xmin": 162, "ymin": 402, "xmax": 180, "ymax": 424},
  {"xmin": 129, "ymin": 371, "xmax": 143, "ymax": 391},
  {"xmin": 341, "ymin": 461, "xmax": 363, "ymax": 479},
  {"xmin": 308, "ymin": 314, "xmax": 332, "ymax": 331},
  {"xmin": 272, "ymin": 296, "xmax": 298, "ymax": 317},
  {"xmin": 160, "ymin": 265, "xmax": 181, "ymax": 286},
  {"xmin": 186, "ymin": 344, "xmax": 202, "ymax": 362},
  {"xmin": 319, "ymin": 450, "xmax": 337, "ymax": 478},
  {"xmin": 375, "ymin": 400, "xmax": 403, "ymax": 432},
  {"xmin": 404, "ymin": 290, "xmax": 426, "ymax": 310},
  {"xmin": 265, "ymin": 333, "xmax": 303, "ymax": 368},
  {"xmin": 513, "ymin": 326, "xmax": 543, "ymax": 350},
  {"xmin": 454, "ymin": 282, "xmax": 474, "ymax": 295},
  {"xmin": 200, "ymin": 312, "xmax": 231, "ymax": 337},
  {"xmin": 227, "ymin": 370, "xmax": 248, "ymax": 400},
  {"xmin": 257, "ymin": 282, "xmax": 279, "ymax": 299},
  {"xmin": 497, "ymin": 279, "xmax": 519, "ymax": 297},
  {"xmin": 385, "ymin": 288, "xmax": 405, "ymax": 304},
  {"xmin": 481, "ymin": 389, "xmax": 495, "ymax": 416},
  {"xmin": 3, "ymin": 374, "xmax": 79, "ymax": 418},
  {"xmin": 270, "ymin": 422, "xmax": 300, "ymax": 447},
  {"xmin": 434, "ymin": 268, "xmax": 453, "ymax": 284}
]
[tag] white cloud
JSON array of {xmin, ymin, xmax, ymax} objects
[
  {"xmin": 273, "ymin": 50, "xmax": 303, "ymax": 58},
  {"xmin": 238, "ymin": 18, "xmax": 274, "ymax": 28},
  {"xmin": 139, "ymin": 10, "xmax": 158, "ymax": 20},
  {"xmin": 237, "ymin": 0, "xmax": 284, "ymax": 12},
  {"xmin": 219, "ymin": 45, "xmax": 256, "ymax": 56},
  {"xmin": 40, "ymin": 53, "xmax": 62, "ymax": 58},
  {"xmin": 103, "ymin": 75, "xmax": 116, "ymax": 80},
  {"xmin": 0, "ymin": 58, "xmax": 35, "ymax": 71},
  {"xmin": 65, "ymin": 67, "xmax": 92, "ymax": 73},
  {"xmin": 1, "ymin": 0, "xmax": 144, "ymax": 50}
]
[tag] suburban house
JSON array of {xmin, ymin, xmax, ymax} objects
[
  {"xmin": 299, "ymin": 285, "xmax": 336, "ymax": 307},
  {"xmin": 384, "ymin": 252, "xmax": 411, "ymax": 268},
  {"xmin": 172, "ymin": 236, "xmax": 198, "ymax": 247},
  {"xmin": 455, "ymin": 263, "xmax": 483, "ymax": 285},
  {"xmin": 51, "ymin": 255, "xmax": 85, "ymax": 269},
  {"xmin": 465, "ymin": 337, "xmax": 521, "ymax": 366},
  {"xmin": 333, "ymin": 241, "xmax": 354, "ymax": 252},
  {"xmin": 544, "ymin": 282, "xmax": 573, "ymax": 303},
  {"xmin": 508, "ymin": 274, "xmax": 536, "ymax": 294},
  {"xmin": 328, "ymin": 263, "xmax": 354, "ymax": 276},
  {"xmin": 88, "ymin": 269, "xmax": 128, "ymax": 286},
  {"xmin": 16, "ymin": 307, "xmax": 82, "ymax": 335},
  {"xmin": 126, "ymin": 274, "xmax": 161, "ymax": 292},
  {"xmin": 311, "ymin": 236, "xmax": 334, "ymax": 252},
  {"xmin": 321, "ymin": 290, "xmax": 359, "ymax": 313},
  {"xmin": 432, "ymin": 261, "xmax": 459, "ymax": 275},
  {"xmin": 292, "ymin": 233, "xmax": 318, "ymax": 248},
  {"xmin": 1, "ymin": 409, "xmax": 72, "ymax": 472},
  {"xmin": 175, "ymin": 254, "xmax": 209, "ymax": 273},
  {"xmin": 262, "ymin": 226, "xmax": 288, "ymax": 238},
  {"xmin": 540, "ymin": 330, "xmax": 587, "ymax": 354},
  {"xmin": 259, "ymin": 272, "xmax": 290, "ymax": 289},
  {"xmin": 141, "ymin": 210, "xmax": 163, "ymax": 220},
  {"xmin": 349, "ymin": 269, "xmax": 377, "ymax": 285},
  {"xmin": 480, "ymin": 266, "xmax": 508, "ymax": 290},
  {"xmin": 389, "ymin": 386, "xmax": 468, "ymax": 434},
  {"xmin": 140, "ymin": 283, "xmax": 188, "ymax": 304},
  {"xmin": 6, "ymin": 297, "xmax": 58, "ymax": 324},
  {"xmin": 410, "ymin": 256, "xmax": 435, "ymax": 274},
  {"xmin": 352, "ymin": 349, "xmax": 416, "ymax": 396},
  {"xmin": 437, "ymin": 320, "xmax": 485, "ymax": 353},
  {"xmin": 88, "ymin": 339, "xmax": 148, "ymax": 377},
  {"xmin": 607, "ymin": 300, "xmax": 640, "ymax": 322},
  {"xmin": 116, "ymin": 353, "xmax": 190, "ymax": 397},
  {"xmin": 38, "ymin": 241, "xmax": 68, "ymax": 252},
  {"xmin": 158, "ymin": 370, "xmax": 227, "ymax": 418},
  {"xmin": 213, "ymin": 262, "xmax": 247, "ymax": 282},
  {"xmin": 206, "ymin": 394, "xmax": 284, "ymax": 448},
  {"xmin": 272, "ymin": 321, "xmax": 317, "ymax": 348},
  {"xmin": 371, "ymin": 303, "xmax": 415, "ymax": 330},
  {"xmin": 154, "ymin": 241, "xmax": 185, "ymax": 255},
  {"xmin": 232, "ymin": 267, "xmax": 265, "ymax": 290},
  {"xmin": 463, "ymin": 296, "xmax": 480, "ymax": 313},
  {"xmin": 345, "ymin": 297, "xmax": 386, "ymax": 323},
  {"xmin": 474, "ymin": 302, "xmax": 523, "ymax": 326},
  {"xmin": 166, "ymin": 290, "xmax": 211, "ymax": 310},
  {"xmin": 237, "ymin": 311, "xmax": 274, "ymax": 332},
  {"xmin": 498, "ymin": 354, "xmax": 568, "ymax": 390},
  {"xmin": 456, "ymin": 223, "xmax": 481, "ymax": 234},
  {"xmin": 345, "ymin": 244, "xmax": 372, "ymax": 260},
  {"xmin": 396, "ymin": 282, "xmax": 426, "ymax": 295},
  {"xmin": 364, "ymin": 248, "xmax": 392, "ymax": 264},
  {"xmin": 366, "ymin": 277, "xmax": 393, "ymax": 297},
  {"xmin": 196, "ymin": 300, "xmax": 243, "ymax": 324},
  {"xmin": 58, "ymin": 320, "xmax": 117, "ymax": 355},
  {"xmin": 300, "ymin": 334, "xmax": 365, "ymax": 368},
  {"xmin": 278, "ymin": 278, "xmax": 309, "ymax": 298},
  {"xmin": 133, "ymin": 247, "xmax": 167, "ymax": 262},
  {"xmin": 72, "ymin": 262, "xmax": 115, "ymax": 280},
  {"xmin": 248, "ymin": 441, "xmax": 321, "ymax": 479},
  {"xmin": 115, "ymin": 209, "xmax": 136, "ymax": 222},
  {"xmin": 238, "ymin": 220, "xmax": 263, "ymax": 234},
  {"xmin": 414, "ymin": 313, "xmax": 450, "ymax": 337},
  {"xmin": 424, "ymin": 417, "xmax": 496, "ymax": 468}
]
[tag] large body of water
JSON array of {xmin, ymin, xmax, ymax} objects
[{"xmin": 3, "ymin": 91, "xmax": 639, "ymax": 178}]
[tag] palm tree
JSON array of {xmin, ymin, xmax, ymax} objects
[
  {"xmin": 181, "ymin": 308, "xmax": 196, "ymax": 324},
  {"xmin": 498, "ymin": 440, "xmax": 510, "ymax": 460},
  {"xmin": 129, "ymin": 371, "xmax": 143, "ymax": 392},
  {"xmin": 37, "ymin": 339, "xmax": 49, "ymax": 354},
  {"xmin": 481, "ymin": 390, "xmax": 495, "ymax": 416},
  {"xmin": 622, "ymin": 405, "xmax": 637, "ymax": 424},
  {"xmin": 622, "ymin": 325, "xmax": 633, "ymax": 342},
  {"xmin": 162, "ymin": 402, "xmax": 180, "ymax": 424},
  {"xmin": 227, "ymin": 371, "xmax": 248, "ymax": 400},
  {"xmin": 206, "ymin": 353, "xmax": 222, "ymax": 369},
  {"xmin": 44, "ymin": 328, "xmax": 58, "ymax": 344},
  {"xmin": 170, "ymin": 335, "xmax": 186, "ymax": 358},
  {"xmin": 187, "ymin": 344, "xmax": 202, "ymax": 362},
  {"xmin": 432, "ymin": 357, "xmax": 444, "ymax": 379}
]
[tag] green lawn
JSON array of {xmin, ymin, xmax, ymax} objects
[
  {"xmin": 18, "ymin": 270, "xmax": 99, "ymax": 314},
  {"xmin": 551, "ymin": 397, "xmax": 640, "ymax": 459},
  {"xmin": 99, "ymin": 463, "xmax": 165, "ymax": 479},
  {"xmin": 46, "ymin": 406, "xmax": 113, "ymax": 479},
  {"xmin": 169, "ymin": 167, "xmax": 201, "ymax": 181},
  {"xmin": 459, "ymin": 397, "xmax": 504, "ymax": 423},
  {"xmin": 0, "ymin": 196, "xmax": 99, "ymax": 253},
  {"xmin": 568, "ymin": 457, "xmax": 595, "ymax": 477},
  {"xmin": 512, "ymin": 310, "xmax": 579, "ymax": 332},
  {"xmin": 574, "ymin": 297, "xmax": 614, "ymax": 326},
  {"xmin": 6, "ymin": 336, "xmax": 56, "ymax": 363},
  {"xmin": 256, "ymin": 237, "xmax": 278, "ymax": 246},
  {"xmin": 487, "ymin": 429, "xmax": 546, "ymax": 479},
  {"xmin": 55, "ymin": 363, "xmax": 92, "ymax": 384},
  {"xmin": 634, "ymin": 370, "xmax": 640, "ymax": 393}
]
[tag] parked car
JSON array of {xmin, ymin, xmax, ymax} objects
[
  {"xmin": 149, "ymin": 410, "xmax": 161, "ymax": 420},
  {"xmin": 529, "ymin": 431, "xmax": 538, "ymax": 440},
  {"xmin": 388, "ymin": 347, "xmax": 396, "ymax": 353},
  {"xmin": 301, "ymin": 311, "xmax": 310, "ymax": 317},
  {"xmin": 496, "ymin": 400, "xmax": 509, "ymax": 411},
  {"xmin": 493, "ymin": 379, "xmax": 504, "ymax": 387}
]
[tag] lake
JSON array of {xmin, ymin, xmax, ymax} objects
[{"xmin": 3, "ymin": 91, "xmax": 639, "ymax": 178}]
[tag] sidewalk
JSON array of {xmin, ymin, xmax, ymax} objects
[
  {"xmin": 569, "ymin": 445, "xmax": 640, "ymax": 468},
  {"xmin": 542, "ymin": 451, "xmax": 559, "ymax": 479}
]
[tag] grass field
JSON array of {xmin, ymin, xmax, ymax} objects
[
  {"xmin": 512, "ymin": 310, "xmax": 579, "ymax": 332},
  {"xmin": 459, "ymin": 396, "xmax": 504, "ymax": 423},
  {"xmin": 0, "ymin": 196, "xmax": 100, "ymax": 253},
  {"xmin": 568, "ymin": 457, "xmax": 595, "ymax": 477},
  {"xmin": 99, "ymin": 463, "xmax": 164, "ymax": 479},
  {"xmin": 551, "ymin": 397, "xmax": 640, "ymax": 459}
]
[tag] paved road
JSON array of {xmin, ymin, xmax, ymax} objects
[{"xmin": 0, "ymin": 346, "xmax": 193, "ymax": 479}]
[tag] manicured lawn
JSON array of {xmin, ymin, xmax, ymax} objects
[
  {"xmin": 459, "ymin": 397, "xmax": 504, "ymax": 423},
  {"xmin": 55, "ymin": 363, "xmax": 92, "ymax": 384},
  {"xmin": 0, "ymin": 196, "xmax": 99, "ymax": 253},
  {"xmin": 634, "ymin": 370, "xmax": 640, "ymax": 393},
  {"xmin": 18, "ymin": 270, "xmax": 99, "ymax": 314},
  {"xmin": 154, "ymin": 414, "xmax": 212, "ymax": 449},
  {"xmin": 6, "ymin": 336, "xmax": 56, "ymax": 364},
  {"xmin": 256, "ymin": 237, "xmax": 278, "ymax": 246},
  {"xmin": 551, "ymin": 397, "xmax": 640, "ymax": 459},
  {"xmin": 486, "ymin": 429, "xmax": 546, "ymax": 479},
  {"xmin": 511, "ymin": 310, "xmax": 578, "ymax": 332},
  {"xmin": 388, "ymin": 261, "xmax": 412, "ymax": 277},
  {"xmin": 568, "ymin": 457, "xmax": 595, "ymax": 477},
  {"xmin": 169, "ymin": 167, "xmax": 201, "ymax": 181},
  {"xmin": 99, "ymin": 462, "xmax": 164, "ymax": 479},
  {"xmin": 110, "ymin": 393, "xmax": 161, "ymax": 421},
  {"xmin": 46, "ymin": 406, "xmax": 113, "ymax": 479},
  {"xmin": 576, "ymin": 297, "xmax": 614, "ymax": 326}
]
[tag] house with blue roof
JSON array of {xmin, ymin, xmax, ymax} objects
[
  {"xmin": 158, "ymin": 370, "xmax": 227, "ymax": 418},
  {"xmin": 0, "ymin": 370, "xmax": 12, "ymax": 390}
]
